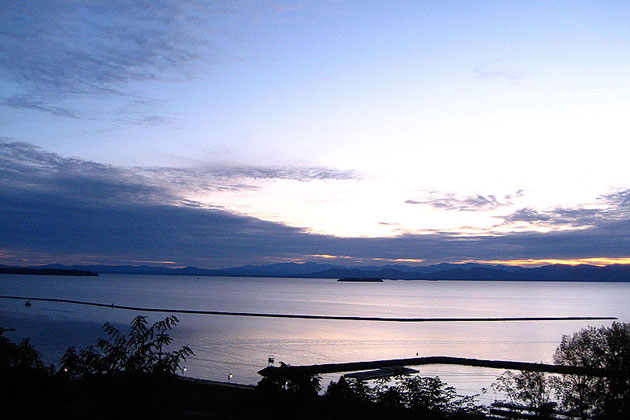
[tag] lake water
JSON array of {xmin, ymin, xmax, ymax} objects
[{"xmin": 1, "ymin": 274, "xmax": 628, "ymax": 402}]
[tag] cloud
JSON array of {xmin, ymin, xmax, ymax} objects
[
  {"xmin": 0, "ymin": 141, "xmax": 359, "ymax": 201},
  {"xmin": 2, "ymin": 141, "xmax": 629, "ymax": 267},
  {"xmin": 500, "ymin": 208, "xmax": 551, "ymax": 224},
  {"xmin": 499, "ymin": 189, "xmax": 630, "ymax": 229},
  {"xmin": 0, "ymin": 1, "xmax": 207, "ymax": 93},
  {"xmin": 138, "ymin": 164, "xmax": 358, "ymax": 181},
  {"xmin": 0, "ymin": 0, "xmax": 212, "ymax": 119},
  {"xmin": 474, "ymin": 55, "xmax": 529, "ymax": 85},
  {"xmin": 0, "ymin": 141, "xmax": 168, "ymax": 206},
  {"xmin": 0, "ymin": 95, "xmax": 83, "ymax": 119},
  {"xmin": 405, "ymin": 193, "xmax": 505, "ymax": 211},
  {"xmin": 474, "ymin": 68, "xmax": 528, "ymax": 84},
  {"xmin": 599, "ymin": 189, "xmax": 630, "ymax": 209}
]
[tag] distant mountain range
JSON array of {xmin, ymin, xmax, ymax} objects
[{"xmin": 2, "ymin": 262, "xmax": 630, "ymax": 282}]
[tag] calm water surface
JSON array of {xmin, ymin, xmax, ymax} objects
[{"xmin": 1, "ymin": 274, "xmax": 628, "ymax": 400}]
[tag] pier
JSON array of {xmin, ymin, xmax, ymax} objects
[{"xmin": 258, "ymin": 356, "xmax": 614, "ymax": 379}]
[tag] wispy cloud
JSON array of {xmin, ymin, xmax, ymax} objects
[
  {"xmin": 0, "ymin": 0, "xmax": 213, "ymax": 120},
  {"xmin": 135, "ymin": 164, "xmax": 359, "ymax": 194},
  {"xmin": 498, "ymin": 189, "xmax": 630, "ymax": 230},
  {"xmin": 405, "ymin": 193, "xmax": 506, "ymax": 211},
  {"xmin": 474, "ymin": 68, "xmax": 528, "ymax": 84},
  {"xmin": 0, "ymin": 95, "xmax": 84, "ymax": 119},
  {"xmin": 0, "ymin": 140, "xmax": 359, "ymax": 203},
  {"xmin": 500, "ymin": 207, "xmax": 604, "ymax": 227},
  {"xmin": 0, "ymin": 1, "xmax": 207, "ymax": 93},
  {"xmin": 474, "ymin": 55, "xmax": 529, "ymax": 85},
  {"xmin": 600, "ymin": 189, "xmax": 630, "ymax": 208}
]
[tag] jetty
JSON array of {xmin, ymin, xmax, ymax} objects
[
  {"xmin": 344, "ymin": 366, "xmax": 419, "ymax": 380},
  {"xmin": 258, "ymin": 356, "xmax": 614, "ymax": 379}
]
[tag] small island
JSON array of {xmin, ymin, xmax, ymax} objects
[
  {"xmin": 0, "ymin": 267, "xmax": 99, "ymax": 276},
  {"xmin": 337, "ymin": 277, "xmax": 383, "ymax": 282}
]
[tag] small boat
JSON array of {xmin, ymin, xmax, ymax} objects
[{"xmin": 25, "ymin": 301, "xmax": 31, "ymax": 307}]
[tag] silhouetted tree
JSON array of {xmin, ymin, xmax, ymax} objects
[
  {"xmin": 492, "ymin": 370, "xmax": 555, "ymax": 418},
  {"xmin": 0, "ymin": 331, "xmax": 45, "ymax": 370},
  {"xmin": 257, "ymin": 362, "xmax": 322, "ymax": 399},
  {"xmin": 552, "ymin": 322, "xmax": 630, "ymax": 418},
  {"xmin": 400, "ymin": 375, "xmax": 483, "ymax": 416},
  {"xmin": 492, "ymin": 322, "xmax": 630, "ymax": 419},
  {"xmin": 324, "ymin": 374, "xmax": 485, "ymax": 418},
  {"xmin": 61, "ymin": 315, "xmax": 193, "ymax": 377}
]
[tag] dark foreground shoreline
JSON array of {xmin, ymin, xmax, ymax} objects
[{"xmin": 1, "ymin": 370, "xmax": 489, "ymax": 420}]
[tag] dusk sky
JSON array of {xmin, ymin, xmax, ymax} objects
[{"xmin": 1, "ymin": 1, "xmax": 630, "ymax": 268}]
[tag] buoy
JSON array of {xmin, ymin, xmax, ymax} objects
[{"xmin": 25, "ymin": 301, "xmax": 31, "ymax": 307}]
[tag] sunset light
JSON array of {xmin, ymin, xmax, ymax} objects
[
  {"xmin": 464, "ymin": 257, "xmax": 630, "ymax": 267},
  {"xmin": 2, "ymin": 3, "xmax": 630, "ymax": 418}
]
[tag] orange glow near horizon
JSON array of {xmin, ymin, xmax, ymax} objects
[
  {"xmin": 309, "ymin": 254, "xmax": 354, "ymax": 260},
  {"xmin": 462, "ymin": 257, "xmax": 630, "ymax": 267},
  {"xmin": 372, "ymin": 257, "xmax": 426, "ymax": 263},
  {"xmin": 308, "ymin": 254, "xmax": 425, "ymax": 264}
]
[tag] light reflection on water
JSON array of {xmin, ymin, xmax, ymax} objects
[{"xmin": 1, "ymin": 274, "xmax": 628, "ymax": 401}]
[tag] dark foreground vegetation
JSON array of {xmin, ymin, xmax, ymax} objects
[{"xmin": 2, "ymin": 318, "xmax": 629, "ymax": 420}]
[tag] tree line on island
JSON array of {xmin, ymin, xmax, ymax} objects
[
  {"xmin": 2, "ymin": 316, "xmax": 629, "ymax": 419},
  {"xmin": 3, "ymin": 261, "xmax": 630, "ymax": 281}
]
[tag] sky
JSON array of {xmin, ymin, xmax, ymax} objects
[{"xmin": 1, "ymin": 0, "xmax": 630, "ymax": 268}]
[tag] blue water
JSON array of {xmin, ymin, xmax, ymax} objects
[{"xmin": 1, "ymin": 274, "xmax": 628, "ymax": 401}]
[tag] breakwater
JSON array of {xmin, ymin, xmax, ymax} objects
[
  {"xmin": 0, "ymin": 295, "xmax": 618, "ymax": 323},
  {"xmin": 258, "ymin": 356, "xmax": 613, "ymax": 378}
]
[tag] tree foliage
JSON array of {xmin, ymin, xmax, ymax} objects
[
  {"xmin": 492, "ymin": 322, "xmax": 630, "ymax": 419},
  {"xmin": 60, "ymin": 315, "xmax": 193, "ymax": 377},
  {"xmin": 552, "ymin": 322, "xmax": 630, "ymax": 418},
  {"xmin": 325, "ymin": 375, "xmax": 485, "ymax": 418},
  {"xmin": 257, "ymin": 362, "xmax": 322, "ymax": 399},
  {"xmin": 492, "ymin": 370, "xmax": 556, "ymax": 418},
  {"xmin": 0, "ymin": 330, "xmax": 45, "ymax": 371}
]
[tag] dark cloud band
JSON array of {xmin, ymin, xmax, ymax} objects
[{"xmin": 1, "ymin": 141, "xmax": 629, "ymax": 267}]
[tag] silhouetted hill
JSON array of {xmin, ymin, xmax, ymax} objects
[
  {"xmin": 0, "ymin": 265, "xmax": 98, "ymax": 276},
  {"xmin": 417, "ymin": 264, "xmax": 630, "ymax": 281},
  {"xmin": 11, "ymin": 262, "xmax": 630, "ymax": 281},
  {"xmin": 303, "ymin": 268, "xmax": 420, "ymax": 280}
]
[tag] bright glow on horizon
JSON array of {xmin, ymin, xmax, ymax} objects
[{"xmin": 464, "ymin": 258, "xmax": 630, "ymax": 267}]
